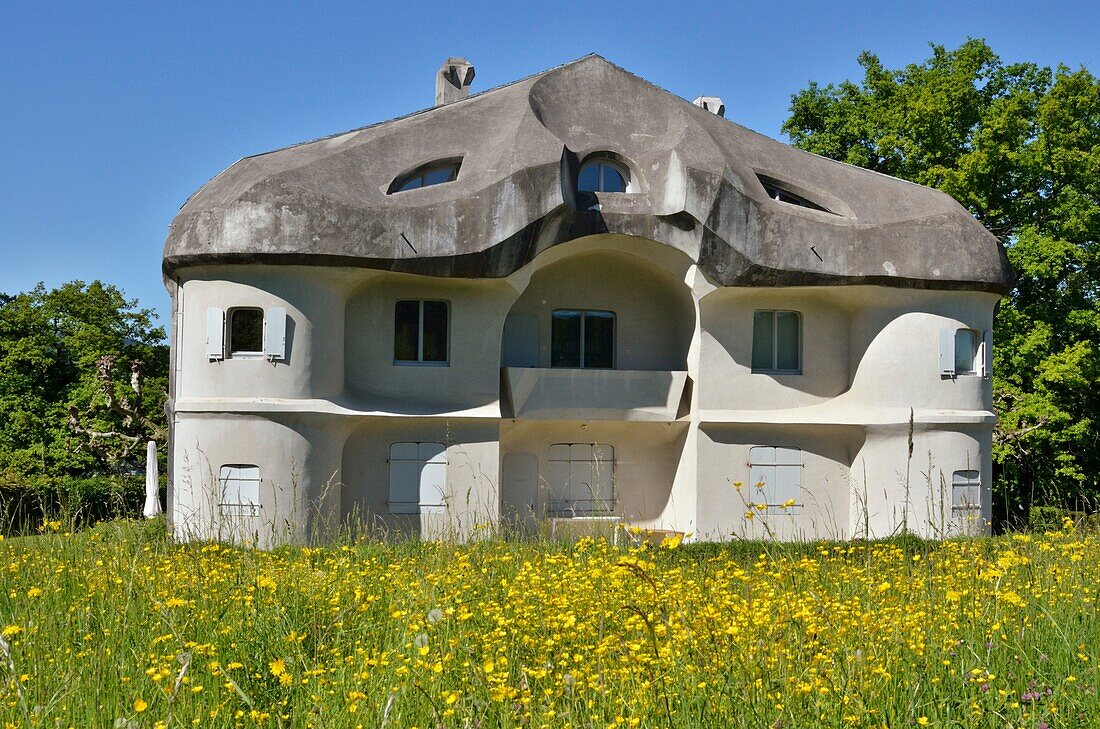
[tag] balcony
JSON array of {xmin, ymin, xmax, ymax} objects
[{"xmin": 501, "ymin": 367, "xmax": 689, "ymax": 421}]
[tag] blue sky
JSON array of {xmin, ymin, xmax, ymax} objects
[{"xmin": 1, "ymin": 0, "xmax": 1096, "ymax": 332}]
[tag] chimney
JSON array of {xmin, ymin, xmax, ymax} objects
[
  {"xmin": 693, "ymin": 96, "xmax": 725, "ymax": 117},
  {"xmin": 436, "ymin": 57, "xmax": 475, "ymax": 106}
]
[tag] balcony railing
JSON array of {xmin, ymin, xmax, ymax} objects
[{"xmin": 501, "ymin": 368, "xmax": 689, "ymax": 421}]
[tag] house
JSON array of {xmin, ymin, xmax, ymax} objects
[{"xmin": 162, "ymin": 55, "xmax": 1012, "ymax": 545}]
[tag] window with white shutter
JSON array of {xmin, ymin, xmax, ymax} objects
[
  {"xmin": 388, "ymin": 442, "xmax": 447, "ymax": 514},
  {"xmin": 547, "ymin": 443, "xmax": 615, "ymax": 516},
  {"xmin": 747, "ymin": 447, "xmax": 802, "ymax": 513},
  {"xmin": 219, "ymin": 464, "xmax": 261, "ymax": 516}
]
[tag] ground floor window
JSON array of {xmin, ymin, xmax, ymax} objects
[
  {"xmin": 547, "ymin": 443, "xmax": 614, "ymax": 515},
  {"xmin": 952, "ymin": 470, "xmax": 981, "ymax": 512},
  {"xmin": 388, "ymin": 442, "xmax": 447, "ymax": 514},
  {"xmin": 748, "ymin": 447, "xmax": 802, "ymax": 513},
  {"xmin": 219, "ymin": 464, "xmax": 261, "ymax": 516}
]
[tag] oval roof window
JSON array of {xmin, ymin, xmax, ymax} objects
[
  {"xmin": 757, "ymin": 175, "xmax": 835, "ymax": 214},
  {"xmin": 388, "ymin": 158, "xmax": 462, "ymax": 194},
  {"xmin": 578, "ymin": 157, "xmax": 630, "ymax": 193}
]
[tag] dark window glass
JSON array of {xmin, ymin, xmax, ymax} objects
[
  {"xmin": 775, "ymin": 311, "xmax": 800, "ymax": 371},
  {"xmin": 229, "ymin": 308, "xmax": 263, "ymax": 355},
  {"xmin": 394, "ymin": 301, "xmax": 420, "ymax": 361},
  {"xmin": 601, "ymin": 165, "xmax": 626, "ymax": 193},
  {"xmin": 751, "ymin": 310, "xmax": 800, "ymax": 372},
  {"xmin": 395, "ymin": 300, "xmax": 448, "ymax": 363},
  {"xmin": 552, "ymin": 309, "xmax": 614, "ymax": 368},
  {"xmin": 578, "ymin": 163, "xmax": 600, "ymax": 192},
  {"xmin": 751, "ymin": 311, "xmax": 774, "ymax": 370},
  {"xmin": 578, "ymin": 160, "xmax": 629, "ymax": 193},
  {"xmin": 391, "ymin": 162, "xmax": 460, "ymax": 194},
  {"xmin": 422, "ymin": 301, "xmax": 448, "ymax": 362},
  {"xmin": 551, "ymin": 311, "xmax": 582, "ymax": 367},
  {"xmin": 583, "ymin": 311, "xmax": 615, "ymax": 368}
]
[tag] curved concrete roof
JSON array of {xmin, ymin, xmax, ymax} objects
[{"xmin": 164, "ymin": 55, "xmax": 1012, "ymax": 293}]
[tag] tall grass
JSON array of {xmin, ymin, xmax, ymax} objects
[{"xmin": 0, "ymin": 520, "xmax": 1097, "ymax": 727}]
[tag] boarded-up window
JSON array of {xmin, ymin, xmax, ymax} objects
[
  {"xmin": 219, "ymin": 464, "xmax": 261, "ymax": 517},
  {"xmin": 748, "ymin": 447, "xmax": 802, "ymax": 513},
  {"xmin": 388, "ymin": 442, "xmax": 447, "ymax": 514},
  {"xmin": 547, "ymin": 443, "xmax": 614, "ymax": 516},
  {"xmin": 952, "ymin": 470, "xmax": 981, "ymax": 511}
]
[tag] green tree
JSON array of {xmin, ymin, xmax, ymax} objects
[
  {"xmin": 783, "ymin": 39, "xmax": 1100, "ymax": 522},
  {"xmin": 0, "ymin": 281, "xmax": 168, "ymax": 481}
]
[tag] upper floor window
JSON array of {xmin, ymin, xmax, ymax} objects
[
  {"xmin": 205, "ymin": 306, "xmax": 287, "ymax": 362},
  {"xmin": 388, "ymin": 159, "xmax": 461, "ymax": 194},
  {"xmin": 951, "ymin": 470, "xmax": 980, "ymax": 512},
  {"xmin": 751, "ymin": 310, "xmax": 801, "ymax": 373},
  {"xmin": 228, "ymin": 308, "xmax": 263, "ymax": 358},
  {"xmin": 395, "ymin": 300, "xmax": 448, "ymax": 364},
  {"xmin": 748, "ymin": 447, "xmax": 802, "ymax": 513},
  {"xmin": 389, "ymin": 442, "xmax": 447, "ymax": 514},
  {"xmin": 548, "ymin": 443, "xmax": 615, "ymax": 516},
  {"xmin": 939, "ymin": 328, "xmax": 990, "ymax": 378},
  {"xmin": 578, "ymin": 158, "xmax": 630, "ymax": 193},
  {"xmin": 219, "ymin": 464, "xmax": 261, "ymax": 516},
  {"xmin": 551, "ymin": 309, "xmax": 614, "ymax": 369}
]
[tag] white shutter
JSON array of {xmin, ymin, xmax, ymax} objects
[
  {"xmin": 418, "ymin": 442, "xmax": 447, "ymax": 511},
  {"xmin": 388, "ymin": 443, "xmax": 419, "ymax": 514},
  {"xmin": 939, "ymin": 328, "xmax": 955, "ymax": 377},
  {"xmin": 205, "ymin": 307, "xmax": 225, "ymax": 360},
  {"xmin": 981, "ymin": 329, "xmax": 993, "ymax": 378},
  {"xmin": 263, "ymin": 307, "xmax": 287, "ymax": 360}
]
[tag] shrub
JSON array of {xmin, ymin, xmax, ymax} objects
[{"xmin": 0, "ymin": 474, "xmax": 161, "ymax": 535}]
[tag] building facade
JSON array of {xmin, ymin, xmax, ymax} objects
[{"xmin": 163, "ymin": 56, "xmax": 1012, "ymax": 545}]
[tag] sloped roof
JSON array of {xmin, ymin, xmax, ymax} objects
[{"xmin": 163, "ymin": 55, "xmax": 1012, "ymax": 293}]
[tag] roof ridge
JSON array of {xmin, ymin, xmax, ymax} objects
[{"xmin": 241, "ymin": 54, "xmax": 606, "ymax": 161}]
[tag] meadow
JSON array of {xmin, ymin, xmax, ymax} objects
[{"xmin": 0, "ymin": 520, "xmax": 1097, "ymax": 728}]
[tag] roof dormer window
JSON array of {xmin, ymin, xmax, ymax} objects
[
  {"xmin": 578, "ymin": 157, "xmax": 631, "ymax": 193},
  {"xmin": 757, "ymin": 175, "xmax": 834, "ymax": 214},
  {"xmin": 388, "ymin": 158, "xmax": 462, "ymax": 194}
]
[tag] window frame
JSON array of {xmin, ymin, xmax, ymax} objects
[
  {"xmin": 388, "ymin": 442, "xmax": 447, "ymax": 515},
  {"xmin": 226, "ymin": 307, "xmax": 265, "ymax": 360},
  {"xmin": 577, "ymin": 158, "xmax": 632, "ymax": 193},
  {"xmin": 751, "ymin": 309, "xmax": 802, "ymax": 375},
  {"xmin": 954, "ymin": 328, "xmax": 980, "ymax": 376},
  {"xmin": 550, "ymin": 308, "xmax": 616, "ymax": 370},
  {"xmin": 747, "ymin": 446, "xmax": 803, "ymax": 514},
  {"xmin": 547, "ymin": 442, "xmax": 616, "ymax": 517},
  {"xmin": 393, "ymin": 299, "xmax": 450, "ymax": 366},
  {"xmin": 218, "ymin": 464, "xmax": 261, "ymax": 517}
]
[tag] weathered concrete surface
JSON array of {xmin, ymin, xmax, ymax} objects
[{"xmin": 164, "ymin": 54, "xmax": 1011, "ymax": 294}]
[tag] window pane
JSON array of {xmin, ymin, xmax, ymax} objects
[
  {"xmin": 229, "ymin": 309, "xmax": 263, "ymax": 353},
  {"xmin": 422, "ymin": 301, "xmax": 448, "ymax": 362},
  {"xmin": 394, "ymin": 301, "xmax": 420, "ymax": 361},
  {"xmin": 578, "ymin": 163, "xmax": 599, "ymax": 192},
  {"xmin": 751, "ymin": 311, "xmax": 775, "ymax": 370},
  {"xmin": 955, "ymin": 329, "xmax": 976, "ymax": 373},
  {"xmin": 601, "ymin": 164, "xmax": 626, "ymax": 192},
  {"xmin": 397, "ymin": 176, "xmax": 423, "ymax": 192},
  {"xmin": 775, "ymin": 312, "xmax": 800, "ymax": 370},
  {"xmin": 551, "ymin": 311, "xmax": 582, "ymax": 367},
  {"xmin": 423, "ymin": 166, "xmax": 456, "ymax": 186},
  {"xmin": 583, "ymin": 311, "xmax": 615, "ymax": 368}
]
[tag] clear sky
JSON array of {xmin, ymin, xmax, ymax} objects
[{"xmin": 1, "ymin": 0, "xmax": 1096, "ymax": 333}]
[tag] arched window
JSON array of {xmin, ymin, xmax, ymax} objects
[
  {"xmin": 578, "ymin": 158, "xmax": 630, "ymax": 193},
  {"xmin": 388, "ymin": 159, "xmax": 461, "ymax": 194}
]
